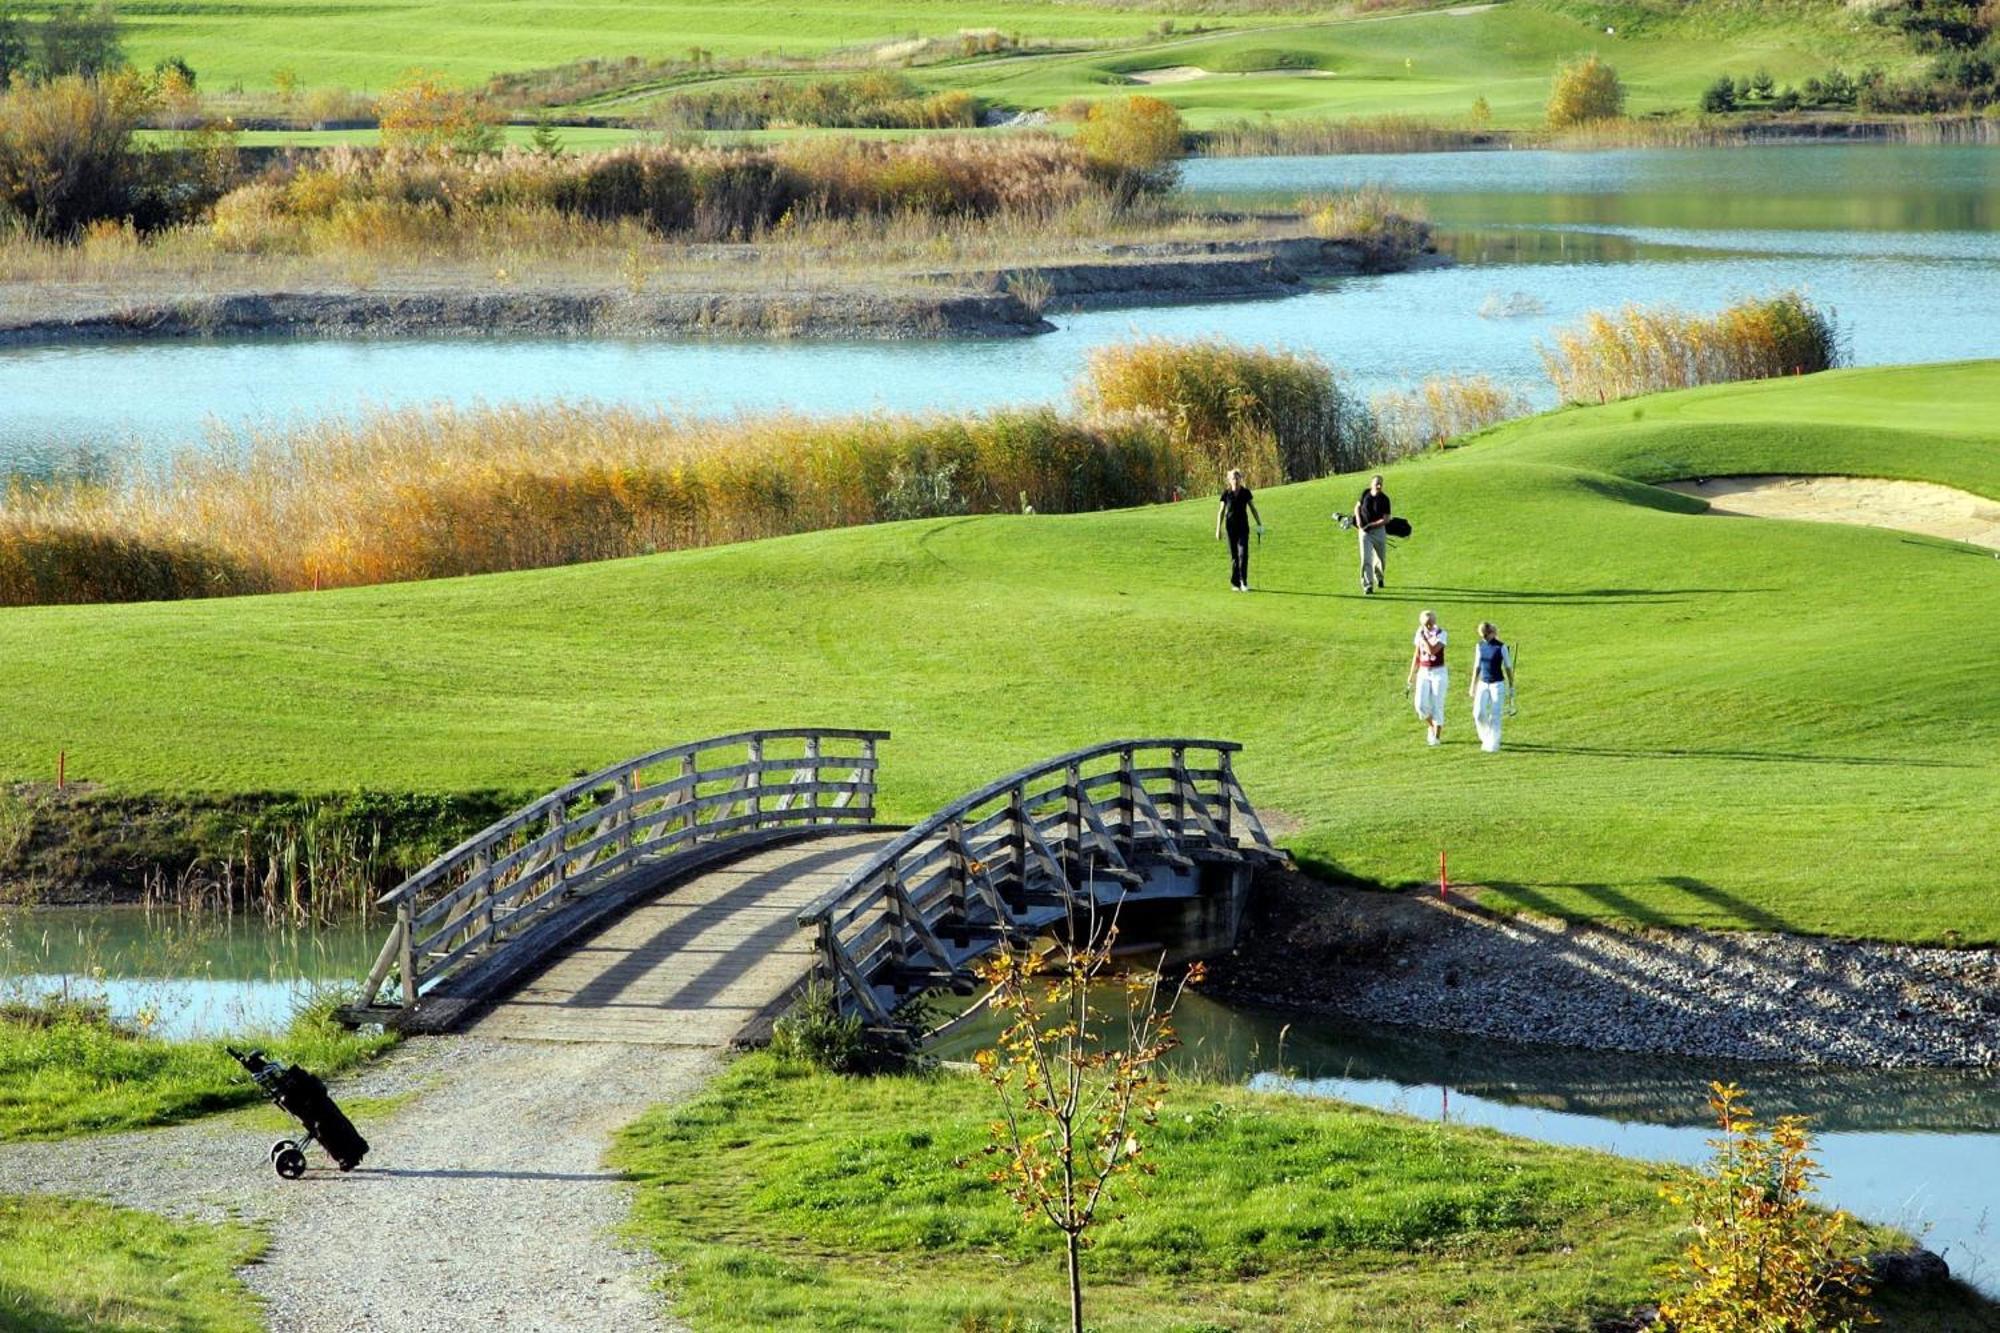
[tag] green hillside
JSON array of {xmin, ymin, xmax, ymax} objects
[
  {"xmin": 2, "ymin": 361, "xmax": 1994, "ymax": 943},
  {"xmin": 76, "ymin": 0, "xmax": 1913, "ymax": 126}
]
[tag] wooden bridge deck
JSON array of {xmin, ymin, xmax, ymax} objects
[{"xmin": 470, "ymin": 833, "xmax": 896, "ymax": 1046}]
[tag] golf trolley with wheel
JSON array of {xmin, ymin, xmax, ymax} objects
[{"xmin": 226, "ymin": 1046, "xmax": 369, "ymax": 1180}]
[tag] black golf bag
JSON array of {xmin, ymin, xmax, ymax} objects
[{"xmin": 227, "ymin": 1046, "xmax": 369, "ymax": 1178}]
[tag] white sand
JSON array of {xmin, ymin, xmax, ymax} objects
[{"xmin": 1661, "ymin": 474, "xmax": 2000, "ymax": 552}]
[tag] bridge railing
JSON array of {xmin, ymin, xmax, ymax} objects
[
  {"xmin": 797, "ymin": 738, "xmax": 1273, "ymax": 1023},
  {"xmin": 360, "ymin": 727, "xmax": 888, "ymax": 1010}
]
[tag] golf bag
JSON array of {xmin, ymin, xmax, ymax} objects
[{"xmin": 227, "ymin": 1046, "xmax": 369, "ymax": 1178}]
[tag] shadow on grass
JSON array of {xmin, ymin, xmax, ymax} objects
[
  {"xmin": 1505, "ymin": 742, "xmax": 1966, "ymax": 770},
  {"xmin": 1488, "ymin": 874, "xmax": 1794, "ymax": 935},
  {"xmin": 1253, "ymin": 585, "xmax": 1775, "ymax": 606}
]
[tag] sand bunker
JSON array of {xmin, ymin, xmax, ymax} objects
[
  {"xmin": 1128, "ymin": 66, "xmax": 1210, "ymax": 84},
  {"xmin": 1662, "ymin": 475, "xmax": 2000, "ymax": 552}
]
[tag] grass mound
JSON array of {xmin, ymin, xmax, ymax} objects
[
  {"xmin": 0, "ymin": 992, "xmax": 394, "ymax": 1140},
  {"xmin": 0, "ymin": 361, "xmax": 1994, "ymax": 944},
  {"xmin": 612, "ymin": 1052, "xmax": 1677, "ymax": 1330}
]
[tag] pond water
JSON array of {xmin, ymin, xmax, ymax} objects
[
  {"xmin": 931, "ymin": 991, "xmax": 2000, "ymax": 1297},
  {"xmin": 1, "ymin": 907, "xmax": 380, "ymax": 1039},
  {"xmin": 4, "ymin": 144, "xmax": 1998, "ymax": 477}
]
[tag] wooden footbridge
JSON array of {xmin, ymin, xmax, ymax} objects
[{"xmin": 343, "ymin": 728, "xmax": 1280, "ymax": 1044}]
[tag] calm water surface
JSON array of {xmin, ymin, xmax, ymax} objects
[
  {"xmin": 2, "ymin": 907, "xmax": 378, "ymax": 1038},
  {"xmin": 4, "ymin": 144, "xmax": 1999, "ymax": 475}
]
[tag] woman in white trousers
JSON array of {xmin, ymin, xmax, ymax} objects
[
  {"xmin": 1470, "ymin": 621, "xmax": 1515, "ymax": 753},
  {"xmin": 1407, "ymin": 610, "xmax": 1448, "ymax": 746}
]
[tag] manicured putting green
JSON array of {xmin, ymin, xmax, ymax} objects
[{"xmin": 2, "ymin": 361, "xmax": 1994, "ymax": 944}]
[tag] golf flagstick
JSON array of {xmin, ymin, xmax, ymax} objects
[{"xmin": 1507, "ymin": 641, "xmax": 1521, "ymax": 717}]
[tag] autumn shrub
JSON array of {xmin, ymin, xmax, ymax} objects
[
  {"xmin": 377, "ymin": 69, "xmax": 500, "ymax": 154},
  {"xmin": 1547, "ymin": 53, "xmax": 1626, "ymax": 128},
  {"xmin": 0, "ymin": 75, "xmax": 139, "ymax": 236},
  {"xmin": 1541, "ymin": 292, "xmax": 1843, "ymax": 404},
  {"xmin": 1657, "ymin": 1082, "xmax": 1874, "ymax": 1333},
  {"xmin": 1078, "ymin": 337, "xmax": 1372, "ymax": 489},
  {"xmin": 1075, "ymin": 95, "xmax": 1185, "ymax": 205}
]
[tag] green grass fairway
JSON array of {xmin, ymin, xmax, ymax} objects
[
  {"xmin": 923, "ymin": 2, "xmax": 1902, "ymax": 129},
  {"xmin": 77, "ymin": 0, "xmax": 1908, "ymax": 125},
  {"xmin": 3, "ymin": 361, "xmax": 1995, "ymax": 944}
]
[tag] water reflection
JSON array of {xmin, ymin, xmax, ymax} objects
[{"xmin": 0, "ymin": 906, "xmax": 379, "ymax": 1037}]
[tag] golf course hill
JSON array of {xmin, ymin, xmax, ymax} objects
[
  {"xmin": 113, "ymin": 0, "xmax": 1924, "ymax": 131},
  {"xmin": 2, "ymin": 359, "xmax": 1994, "ymax": 949}
]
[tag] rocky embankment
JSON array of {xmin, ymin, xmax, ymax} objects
[
  {"xmin": 1215, "ymin": 868, "xmax": 2000, "ymax": 1069},
  {"xmin": 0, "ymin": 233, "xmax": 1436, "ymax": 346}
]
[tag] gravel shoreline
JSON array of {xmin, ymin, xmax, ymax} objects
[
  {"xmin": 0, "ymin": 1036, "xmax": 715, "ymax": 1331},
  {"xmin": 1214, "ymin": 870, "xmax": 2000, "ymax": 1069}
]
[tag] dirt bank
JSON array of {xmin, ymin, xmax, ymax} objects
[
  {"xmin": 0, "ymin": 234, "xmax": 1434, "ymax": 347},
  {"xmin": 1212, "ymin": 868, "xmax": 2000, "ymax": 1068},
  {"xmin": 1663, "ymin": 475, "xmax": 2000, "ymax": 552}
]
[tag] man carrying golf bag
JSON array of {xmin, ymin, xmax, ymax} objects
[{"xmin": 1353, "ymin": 475, "xmax": 1392, "ymax": 594}]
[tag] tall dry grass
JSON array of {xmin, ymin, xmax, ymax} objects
[
  {"xmin": 1369, "ymin": 373, "xmax": 1530, "ymax": 459},
  {"xmin": 205, "ymin": 138, "xmax": 1097, "ymax": 257},
  {"xmin": 1076, "ymin": 337, "xmax": 1374, "ymax": 489},
  {"xmin": 1540, "ymin": 291, "xmax": 1844, "ymax": 405},
  {"xmin": 3, "ymin": 339, "xmax": 1447, "ymax": 606},
  {"xmin": 0, "ymin": 404, "xmax": 1184, "ymax": 603},
  {"xmin": 1199, "ymin": 116, "xmax": 1499, "ymax": 156}
]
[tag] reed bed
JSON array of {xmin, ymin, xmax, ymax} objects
[
  {"xmin": 0, "ymin": 405, "xmax": 1185, "ymax": 603},
  {"xmin": 207, "ymin": 138, "xmax": 1096, "ymax": 256},
  {"xmin": 1076, "ymin": 336, "xmax": 1375, "ymax": 488},
  {"xmin": 1198, "ymin": 116, "xmax": 1502, "ymax": 156},
  {"xmin": 1540, "ymin": 291, "xmax": 1844, "ymax": 405},
  {"xmin": 1369, "ymin": 374, "xmax": 1530, "ymax": 459}
]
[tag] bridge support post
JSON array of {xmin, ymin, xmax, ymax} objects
[
  {"xmin": 680, "ymin": 753, "xmax": 699, "ymax": 841},
  {"xmin": 548, "ymin": 801, "xmax": 569, "ymax": 899},
  {"xmin": 947, "ymin": 818, "xmax": 969, "ymax": 949},
  {"xmin": 1118, "ymin": 748, "xmax": 1136, "ymax": 852},
  {"xmin": 746, "ymin": 738, "xmax": 764, "ymax": 829},
  {"xmin": 1170, "ymin": 746, "xmax": 1188, "ymax": 840},
  {"xmin": 615, "ymin": 772, "xmax": 636, "ymax": 854},
  {"xmin": 475, "ymin": 845, "xmax": 495, "ymax": 943},
  {"xmin": 1007, "ymin": 784, "xmax": 1027, "ymax": 914},
  {"xmin": 1064, "ymin": 763, "xmax": 1083, "ymax": 893},
  {"xmin": 397, "ymin": 897, "xmax": 417, "ymax": 1009},
  {"xmin": 804, "ymin": 736, "xmax": 821, "ymax": 826}
]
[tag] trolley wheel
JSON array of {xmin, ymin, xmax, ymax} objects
[
  {"xmin": 270, "ymin": 1139, "xmax": 294, "ymax": 1161},
  {"xmin": 273, "ymin": 1147, "xmax": 308, "ymax": 1179}
]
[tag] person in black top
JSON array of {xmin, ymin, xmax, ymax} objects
[
  {"xmin": 1353, "ymin": 474, "xmax": 1391, "ymax": 594},
  {"xmin": 1215, "ymin": 468, "xmax": 1263, "ymax": 591}
]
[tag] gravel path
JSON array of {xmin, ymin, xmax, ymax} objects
[
  {"xmin": 1219, "ymin": 870, "xmax": 2000, "ymax": 1067},
  {"xmin": 0, "ymin": 1036, "xmax": 717, "ymax": 1332}
]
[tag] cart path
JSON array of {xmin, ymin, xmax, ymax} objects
[{"xmin": 0, "ymin": 1037, "xmax": 714, "ymax": 1332}]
